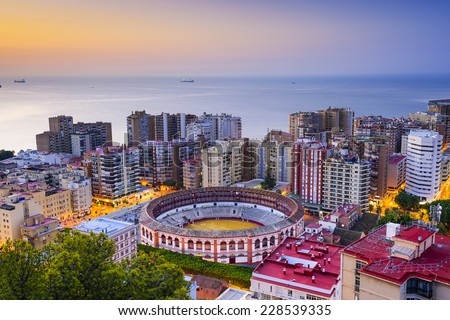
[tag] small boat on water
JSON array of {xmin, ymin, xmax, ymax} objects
[
  {"xmin": 14, "ymin": 79, "xmax": 26, "ymax": 83},
  {"xmin": 181, "ymin": 79, "xmax": 194, "ymax": 83}
]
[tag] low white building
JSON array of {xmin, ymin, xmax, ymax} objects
[{"xmin": 75, "ymin": 217, "xmax": 137, "ymax": 262}]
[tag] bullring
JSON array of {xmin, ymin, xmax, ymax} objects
[{"xmin": 140, "ymin": 187, "xmax": 304, "ymax": 264}]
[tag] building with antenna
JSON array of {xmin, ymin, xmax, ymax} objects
[{"xmin": 341, "ymin": 222, "xmax": 450, "ymax": 300}]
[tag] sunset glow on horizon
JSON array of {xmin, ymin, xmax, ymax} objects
[{"xmin": 2, "ymin": 0, "xmax": 450, "ymax": 77}]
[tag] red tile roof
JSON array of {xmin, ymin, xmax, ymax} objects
[
  {"xmin": 251, "ymin": 237, "xmax": 343, "ymax": 298},
  {"xmin": 394, "ymin": 227, "xmax": 434, "ymax": 244},
  {"xmin": 343, "ymin": 225, "xmax": 450, "ymax": 285}
]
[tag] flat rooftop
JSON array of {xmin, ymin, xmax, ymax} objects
[
  {"xmin": 252, "ymin": 236, "xmax": 343, "ymax": 298},
  {"xmin": 75, "ymin": 217, "xmax": 135, "ymax": 236},
  {"xmin": 389, "ymin": 154, "xmax": 406, "ymax": 165}
]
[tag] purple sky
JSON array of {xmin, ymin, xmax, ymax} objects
[{"xmin": 2, "ymin": 0, "xmax": 450, "ymax": 76}]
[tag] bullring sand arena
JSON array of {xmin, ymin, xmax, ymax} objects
[
  {"xmin": 185, "ymin": 219, "xmax": 261, "ymax": 231},
  {"xmin": 140, "ymin": 187, "xmax": 304, "ymax": 264}
]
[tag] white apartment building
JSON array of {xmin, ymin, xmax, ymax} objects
[
  {"xmin": 202, "ymin": 140, "xmax": 243, "ymax": 187},
  {"xmin": 322, "ymin": 155, "xmax": 370, "ymax": 212},
  {"xmin": 405, "ymin": 130, "xmax": 442, "ymax": 202},
  {"xmin": 189, "ymin": 113, "xmax": 242, "ymax": 142}
]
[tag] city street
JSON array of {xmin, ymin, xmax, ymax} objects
[{"xmin": 62, "ymin": 187, "xmax": 175, "ymax": 228}]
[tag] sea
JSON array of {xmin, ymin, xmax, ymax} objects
[{"xmin": 1, "ymin": 74, "xmax": 450, "ymax": 152}]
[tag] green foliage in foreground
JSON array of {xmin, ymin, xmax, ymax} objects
[
  {"xmin": 0, "ymin": 232, "xmax": 189, "ymax": 300},
  {"xmin": 138, "ymin": 244, "xmax": 254, "ymax": 289}
]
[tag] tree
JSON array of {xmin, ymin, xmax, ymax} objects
[
  {"xmin": 0, "ymin": 231, "xmax": 189, "ymax": 300},
  {"xmin": 261, "ymin": 166, "xmax": 276, "ymax": 190},
  {"xmin": 121, "ymin": 252, "xmax": 189, "ymax": 300},
  {"xmin": 395, "ymin": 191, "xmax": 420, "ymax": 211},
  {"xmin": 163, "ymin": 179, "xmax": 177, "ymax": 187},
  {"xmin": 0, "ymin": 240, "xmax": 45, "ymax": 299},
  {"xmin": 0, "ymin": 149, "xmax": 14, "ymax": 161},
  {"xmin": 43, "ymin": 231, "xmax": 117, "ymax": 299},
  {"xmin": 377, "ymin": 208, "xmax": 413, "ymax": 226}
]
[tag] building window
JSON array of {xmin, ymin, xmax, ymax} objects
[
  {"xmin": 406, "ymin": 278, "xmax": 432, "ymax": 299},
  {"xmin": 262, "ymin": 238, "xmax": 268, "ymax": 247},
  {"xmin": 354, "ymin": 276, "xmax": 361, "ymax": 293},
  {"xmin": 356, "ymin": 260, "xmax": 366, "ymax": 271},
  {"xmin": 306, "ymin": 294, "xmax": 325, "ymax": 300}
]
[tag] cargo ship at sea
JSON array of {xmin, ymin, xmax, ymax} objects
[{"xmin": 14, "ymin": 79, "xmax": 26, "ymax": 83}]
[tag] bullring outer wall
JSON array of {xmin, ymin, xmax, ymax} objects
[{"xmin": 139, "ymin": 187, "xmax": 304, "ymax": 264}]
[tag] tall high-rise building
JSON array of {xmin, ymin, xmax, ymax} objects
[
  {"xmin": 428, "ymin": 99, "xmax": 450, "ymax": 141},
  {"xmin": 363, "ymin": 138, "xmax": 389, "ymax": 200},
  {"xmin": 427, "ymin": 99, "xmax": 450, "ymax": 144},
  {"xmin": 289, "ymin": 107, "xmax": 353, "ymax": 140},
  {"xmin": 405, "ymin": 130, "xmax": 442, "ymax": 202},
  {"xmin": 87, "ymin": 146, "xmax": 140, "ymax": 200},
  {"xmin": 48, "ymin": 115, "xmax": 74, "ymax": 154},
  {"xmin": 36, "ymin": 131, "xmax": 62, "ymax": 153},
  {"xmin": 150, "ymin": 113, "xmax": 197, "ymax": 141},
  {"xmin": 36, "ymin": 116, "xmax": 112, "ymax": 154},
  {"xmin": 201, "ymin": 139, "xmax": 255, "ymax": 187},
  {"xmin": 127, "ymin": 110, "xmax": 151, "ymax": 146},
  {"xmin": 292, "ymin": 139, "xmax": 331, "ymax": 209},
  {"xmin": 259, "ymin": 130, "xmax": 294, "ymax": 183},
  {"xmin": 288, "ymin": 111, "xmax": 319, "ymax": 140},
  {"xmin": 322, "ymin": 155, "xmax": 370, "ymax": 212},
  {"xmin": 387, "ymin": 154, "xmax": 407, "ymax": 192},
  {"xmin": 183, "ymin": 158, "xmax": 202, "ymax": 189},
  {"xmin": 139, "ymin": 140, "xmax": 201, "ymax": 186},
  {"xmin": 319, "ymin": 107, "xmax": 354, "ymax": 136},
  {"xmin": 187, "ymin": 113, "xmax": 242, "ymax": 142},
  {"xmin": 408, "ymin": 111, "xmax": 450, "ymax": 145},
  {"xmin": 353, "ymin": 116, "xmax": 403, "ymax": 155}
]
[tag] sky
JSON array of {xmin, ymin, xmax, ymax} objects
[{"xmin": 1, "ymin": 0, "xmax": 450, "ymax": 77}]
